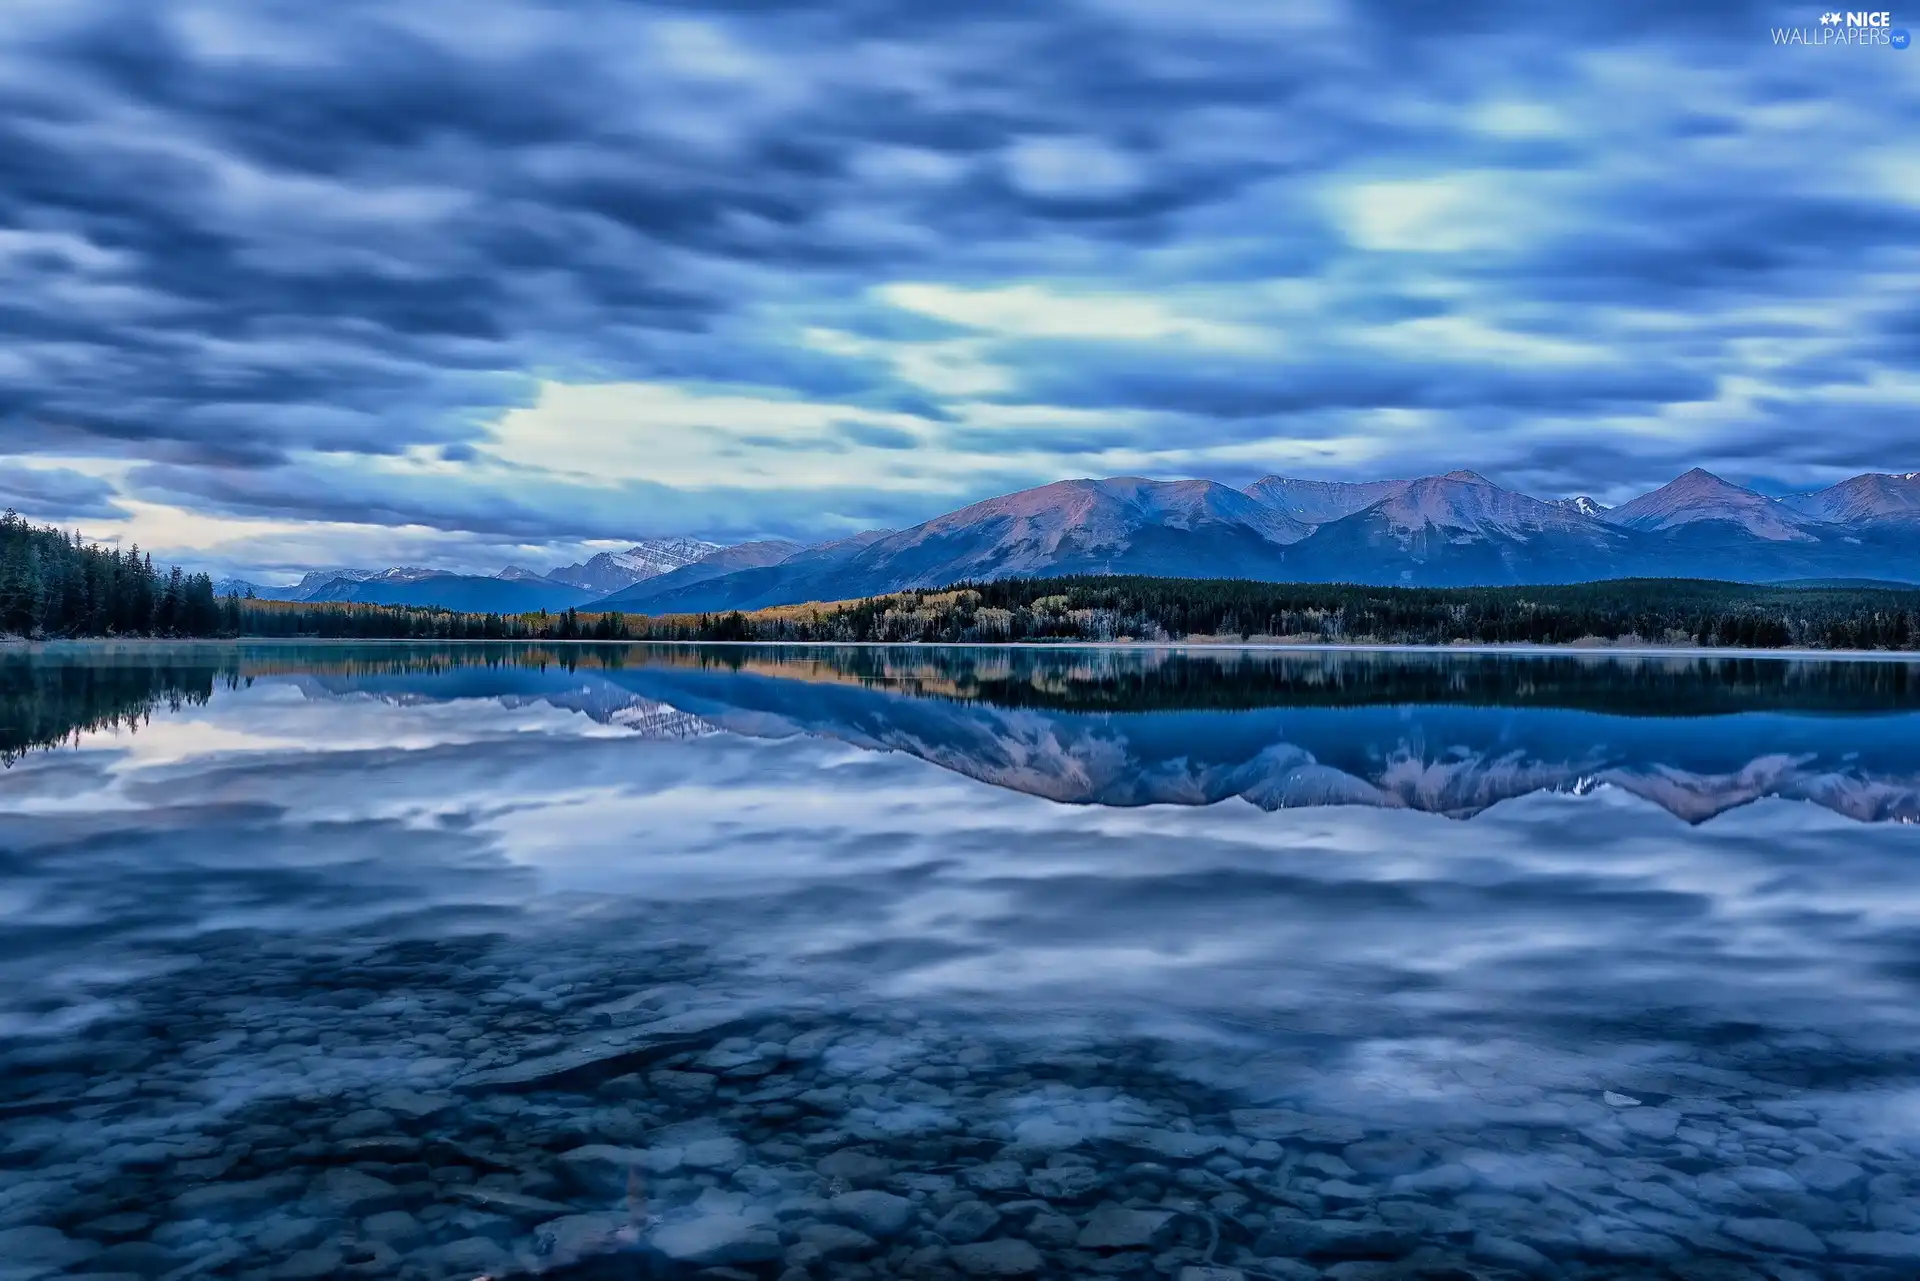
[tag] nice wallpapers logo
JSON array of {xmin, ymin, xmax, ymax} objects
[{"xmin": 1773, "ymin": 9, "xmax": 1911, "ymax": 45}]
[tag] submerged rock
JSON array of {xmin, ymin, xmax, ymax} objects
[
  {"xmin": 533, "ymin": 1211, "xmax": 636, "ymax": 1267},
  {"xmin": 1617, "ymin": 1107, "xmax": 1681, "ymax": 1140},
  {"xmin": 829, "ymin": 1188, "xmax": 915, "ymax": 1238},
  {"xmin": 795, "ymin": 1222, "xmax": 878, "ymax": 1259},
  {"xmin": 170, "ymin": 1174, "xmax": 304, "ymax": 1216},
  {"xmin": 950, "ymin": 1237, "xmax": 1043, "ymax": 1276},
  {"xmin": 1077, "ymin": 1201, "xmax": 1176, "ymax": 1250},
  {"xmin": 1026, "ymin": 1163, "xmax": 1102, "ymax": 1200},
  {"xmin": 1343, "ymin": 1139, "xmax": 1427, "ymax": 1177},
  {"xmin": 1254, "ymin": 1218, "xmax": 1413, "ymax": 1258},
  {"xmin": 270, "ymin": 1244, "xmax": 343, "ymax": 1279},
  {"xmin": 559, "ymin": 1142, "xmax": 680, "ymax": 1194},
  {"xmin": 0, "ymin": 1226, "xmax": 100, "ymax": 1273},
  {"xmin": 1830, "ymin": 1230, "xmax": 1920, "ymax": 1261},
  {"xmin": 651, "ymin": 1212, "xmax": 782, "ymax": 1266},
  {"xmin": 1722, "ymin": 1217, "xmax": 1826, "ymax": 1256},
  {"xmin": 962, "ymin": 1161, "xmax": 1027, "ymax": 1193},
  {"xmin": 1229, "ymin": 1109, "xmax": 1364, "ymax": 1145},
  {"xmin": 1794, "ymin": 1153, "xmax": 1866, "ymax": 1195},
  {"xmin": 1026, "ymin": 1211, "xmax": 1079, "ymax": 1248},
  {"xmin": 456, "ymin": 1011, "xmax": 747, "ymax": 1092},
  {"xmin": 300, "ymin": 1168, "xmax": 403, "ymax": 1217},
  {"xmin": 936, "ymin": 1199, "xmax": 1002, "ymax": 1244},
  {"xmin": 817, "ymin": 1147, "xmax": 895, "ymax": 1186},
  {"xmin": 451, "ymin": 1186, "xmax": 576, "ymax": 1220},
  {"xmin": 431, "ymin": 1236, "xmax": 512, "ymax": 1275}
]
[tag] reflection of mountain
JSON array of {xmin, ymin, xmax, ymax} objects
[
  {"xmin": 289, "ymin": 673, "xmax": 719, "ymax": 742},
  {"xmin": 602, "ymin": 665, "xmax": 1920, "ymax": 824},
  {"xmin": 277, "ymin": 650, "xmax": 1920, "ymax": 826},
  {"xmin": 634, "ymin": 645, "xmax": 1920, "ymax": 717},
  {"xmin": 14, "ymin": 644, "xmax": 1920, "ymax": 824},
  {"xmin": 606, "ymin": 701, "xmax": 718, "ymax": 739}
]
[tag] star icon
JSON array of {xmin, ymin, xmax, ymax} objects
[{"xmin": 1820, "ymin": 11, "xmax": 1842, "ymax": 22}]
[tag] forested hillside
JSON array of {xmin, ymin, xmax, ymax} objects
[
  {"xmin": 234, "ymin": 576, "xmax": 1920, "ymax": 651},
  {"xmin": 0, "ymin": 511, "xmax": 222, "ymax": 637},
  {"xmin": 625, "ymin": 576, "xmax": 1920, "ymax": 650},
  {"xmin": 235, "ymin": 600, "xmax": 630, "ymax": 639}
]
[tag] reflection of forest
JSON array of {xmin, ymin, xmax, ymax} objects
[
  {"xmin": 618, "ymin": 644, "xmax": 1920, "ymax": 716},
  {"xmin": 0, "ymin": 656, "xmax": 225, "ymax": 762},
  {"xmin": 0, "ymin": 646, "xmax": 558, "ymax": 759},
  {"xmin": 5, "ymin": 641, "xmax": 1920, "ymax": 763}
]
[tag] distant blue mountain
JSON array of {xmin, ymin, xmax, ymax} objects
[
  {"xmin": 301, "ymin": 571, "xmax": 595, "ymax": 613},
  {"xmin": 225, "ymin": 538, "xmax": 813, "ymax": 614},
  {"xmin": 221, "ymin": 544, "xmax": 755, "ymax": 613}
]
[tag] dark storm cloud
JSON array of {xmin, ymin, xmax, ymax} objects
[
  {"xmin": 2, "ymin": 0, "xmax": 834, "ymax": 465},
  {"xmin": 1, "ymin": 0, "xmax": 1915, "ymax": 556},
  {"xmin": 1356, "ymin": 0, "xmax": 1780, "ymax": 37},
  {"xmin": 1015, "ymin": 347, "xmax": 1718, "ymax": 418},
  {"xmin": 945, "ymin": 423, "xmax": 1157, "ymax": 455},
  {"xmin": 836, "ymin": 421, "xmax": 920, "ymax": 450},
  {"xmin": 122, "ymin": 460, "xmax": 943, "ymax": 544},
  {"xmin": 0, "ymin": 463, "xmax": 126, "ymax": 521},
  {"xmin": 1487, "ymin": 187, "xmax": 1920, "ymax": 307}
]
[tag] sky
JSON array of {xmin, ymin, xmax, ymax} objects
[{"xmin": 2, "ymin": 0, "xmax": 1916, "ymax": 580}]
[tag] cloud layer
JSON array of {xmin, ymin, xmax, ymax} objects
[{"xmin": 2, "ymin": 0, "xmax": 1915, "ymax": 576}]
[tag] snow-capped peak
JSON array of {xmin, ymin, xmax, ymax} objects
[
  {"xmin": 1553, "ymin": 496, "xmax": 1609, "ymax": 517},
  {"xmin": 538, "ymin": 536, "xmax": 728, "ymax": 594},
  {"xmin": 372, "ymin": 566, "xmax": 442, "ymax": 583},
  {"xmin": 610, "ymin": 537, "xmax": 721, "ymax": 575},
  {"xmin": 293, "ymin": 567, "xmax": 374, "ymax": 592}
]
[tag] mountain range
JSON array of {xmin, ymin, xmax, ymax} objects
[
  {"xmin": 594, "ymin": 467, "xmax": 1920, "ymax": 614},
  {"xmin": 221, "ymin": 468, "xmax": 1920, "ymax": 614},
  {"xmin": 217, "ymin": 565, "xmax": 595, "ymax": 612},
  {"xmin": 214, "ymin": 536, "xmax": 805, "ymax": 614}
]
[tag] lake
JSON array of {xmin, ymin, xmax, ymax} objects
[{"xmin": 3, "ymin": 642, "xmax": 1919, "ymax": 1281}]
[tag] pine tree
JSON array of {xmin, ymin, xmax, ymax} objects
[{"xmin": 0, "ymin": 512, "xmax": 225, "ymax": 638}]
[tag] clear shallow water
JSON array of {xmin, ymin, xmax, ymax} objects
[{"xmin": 3, "ymin": 643, "xmax": 1920, "ymax": 1281}]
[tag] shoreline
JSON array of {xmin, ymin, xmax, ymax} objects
[{"xmin": 7, "ymin": 635, "xmax": 1920, "ymax": 663}]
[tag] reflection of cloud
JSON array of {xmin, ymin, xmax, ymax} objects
[
  {"xmin": 0, "ymin": 771, "xmax": 535, "ymax": 1039},
  {"xmin": 4, "ymin": 670, "xmax": 1920, "ymax": 1152}
]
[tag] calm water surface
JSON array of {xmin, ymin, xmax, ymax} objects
[{"xmin": 3, "ymin": 642, "xmax": 1920, "ymax": 1281}]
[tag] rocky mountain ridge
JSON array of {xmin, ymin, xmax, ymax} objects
[{"xmin": 220, "ymin": 468, "xmax": 1920, "ymax": 612}]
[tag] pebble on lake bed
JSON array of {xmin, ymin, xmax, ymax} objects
[{"xmin": 4, "ymin": 854, "xmax": 1915, "ymax": 1281}]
